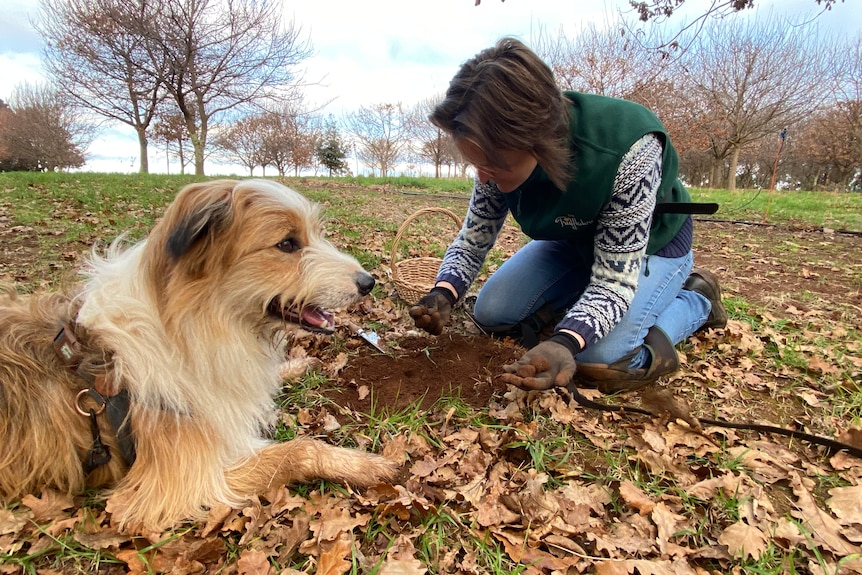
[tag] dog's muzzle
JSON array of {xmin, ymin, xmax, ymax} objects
[
  {"xmin": 270, "ymin": 302, "xmax": 335, "ymax": 334},
  {"xmin": 268, "ymin": 272, "xmax": 375, "ymax": 334}
]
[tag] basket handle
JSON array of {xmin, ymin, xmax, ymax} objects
[{"xmin": 390, "ymin": 207, "xmax": 463, "ymax": 285}]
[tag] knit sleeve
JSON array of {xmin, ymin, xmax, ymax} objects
[
  {"xmin": 435, "ymin": 178, "xmax": 510, "ymax": 299},
  {"xmin": 556, "ymin": 133, "xmax": 663, "ymax": 345}
]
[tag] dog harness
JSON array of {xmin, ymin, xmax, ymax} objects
[{"xmin": 53, "ymin": 321, "xmax": 137, "ymax": 473}]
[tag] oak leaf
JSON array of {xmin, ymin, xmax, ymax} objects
[
  {"xmin": 0, "ymin": 509, "xmax": 31, "ymax": 536},
  {"xmin": 789, "ymin": 471, "xmax": 859, "ymax": 556},
  {"xmin": 378, "ymin": 558, "xmax": 428, "ymax": 575},
  {"xmin": 237, "ymin": 548, "xmax": 273, "ymax": 575},
  {"xmin": 651, "ymin": 502, "xmax": 686, "ymax": 555},
  {"xmin": 717, "ymin": 521, "xmax": 768, "ymax": 560},
  {"xmin": 309, "ymin": 508, "xmax": 370, "ymax": 543},
  {"xmin": 618, "ymin": 481, "xmax": 655, "ymax": 515},
  {"xmin": 20, "ymin": 491, "xmax": 74, "ymax": 524},
  {"xmin": 827, "ymin": 485, "xmax": 862, "ymax": 525},
  {"xmin": 491, "ymin": 528, "xmax": 578, "ymax": 572},
  {"xmin": 594, "ymin": 559, "xmax": 675, "ymax": 574},
  {"xmin": 315, "ymin": 533, "xmax": 354, "ymax": 575}
]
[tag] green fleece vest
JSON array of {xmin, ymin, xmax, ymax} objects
[{"xmin": 503, "ymin": 91, "xmax": 690, "ymax": 257}]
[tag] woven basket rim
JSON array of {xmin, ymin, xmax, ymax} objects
[{"xmin": 390, "ymin": 208, "xmax": 462, "ymax": 299}]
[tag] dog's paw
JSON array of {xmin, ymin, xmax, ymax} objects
[
  {"xmin": 356, "ymin": 453, "xmax": 401, "ymax": 486},
  {"xmin": 278, "ymin": 357, "xmax": 322, "ymax": 381}
]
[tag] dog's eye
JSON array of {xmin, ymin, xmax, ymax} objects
[{"xmin": 276, "ymin": 237, "xmax": 300, "ymax": 253}]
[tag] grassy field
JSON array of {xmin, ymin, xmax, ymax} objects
[{"xmin": 1, "ymin": 171, "xmax": 861, "ymax": 575}]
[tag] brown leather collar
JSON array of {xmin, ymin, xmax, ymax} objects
[{"xmin": 54, "ymin": 321, "xmax": 118, "ymax": 396}]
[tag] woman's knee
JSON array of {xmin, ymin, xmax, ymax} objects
[{"xmin": 472, "ymin": 290, "xmax": 519, "ymax": 328}]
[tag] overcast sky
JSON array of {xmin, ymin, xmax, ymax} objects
[{"xmin": 0, "ymin": 0, "xmax": 859, "ymax": 174}]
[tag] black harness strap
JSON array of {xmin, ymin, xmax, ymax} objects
[
  {"xmin": 654, "ymin": 202, "xmax": 720, "ymax": 215},
  {"xmin": 54, "ymin": 323, "xmax": 137, "ymax": 471},
  {"xmin": 558, "ymin": 385, "xmax": 862, "ymax": 460},
  {"xmin": 83, "ymin": 408, "xmax": 112, "ymax": 474},
  {"xmin": 86, "ymin": 387, "xmax": 137, "ymax": 468}
]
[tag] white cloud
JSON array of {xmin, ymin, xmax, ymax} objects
[{"xmin": 0, "ymin": 52, "xmax": 44, "ymax": 102}]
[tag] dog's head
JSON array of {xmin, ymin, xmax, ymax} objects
[{"xmin": 144, "ymin": 179, "xmax": 374, "ymax": 334}]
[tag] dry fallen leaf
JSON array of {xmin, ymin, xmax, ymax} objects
[
  {"xmin": 826, "ymin": 484, "xmax": 862, "ymax": 525},
  {"xmin": 315, "ymin": 533, "xmax": 354, "ymax": 575},
  {"xmin": 650, "ymin": 502, "xmax": 687, "ymax": 555},
  {"xmin": 618, "ymin": 481, "xmax": 655, "ymax": 516},
  {"xmin": 717, "ymin": 521, "xmax": 768, "ymax": 560},
  {"xmin": 594, "ymin": 558, "xmax": 675, "ymax": 575},
  {"xmin": 237, "ymin": 548, "xmax": 273, "ymax": 575},
  {"xmin": 789, "ymin": 471, "xmax": 859, "ymax": 556},
  {"xmin": 0, "ymin": 509, "xmax": 30, "ymax": 536},
  {"xmin": 20, "ymin": 490, "xmax": 75, "ymax": 524},
  {"xmin": 378, "ymin": 557, "xmax": 428, "ymax": 575}
]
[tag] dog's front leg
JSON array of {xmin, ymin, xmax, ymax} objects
[{"xmin": 225, "ymin": 438, "xmax": 399, "ymax": 496}]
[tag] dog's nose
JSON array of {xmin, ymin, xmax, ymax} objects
[{"xmin": 355, "ymin": 272, "xmax": 375, "ymax": 296}]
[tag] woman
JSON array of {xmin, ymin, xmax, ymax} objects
[{"xmin": 409, "ymin": 37, "xmax": 726, "ymax": 393}]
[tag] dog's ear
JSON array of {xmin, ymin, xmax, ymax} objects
[
  {"xmin": 164, "ymin": 182, "xmax": 235, "ymax": 260},
  {"xmin": 166, "ymin": 199, "xmax": 233, "ymax": 260}
]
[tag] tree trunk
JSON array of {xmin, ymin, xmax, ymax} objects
[
  {"xmin": 726, "ymin": 146, "xmax": 741, "ymax": 191},
  {"xmin": 136, "ymin": 127, "xmax": 149, "ymax": 174},
  {"xmin": 709, "ymin": 160, "xmax": 721, "ymax": 190},
  {"xmin": 192, "ymin": 140, "xmax": 205, "ymax": 175},
  {"xmin": 178, "ymin": 142, "xmax": 186, "ymax": 176},
  {"xmin": 184, "ymin": 113, "xmax": 206, "ymax": 176}
]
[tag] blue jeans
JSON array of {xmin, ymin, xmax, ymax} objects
[{"xmin": 472, "ymin": 239, "xmax": 711, "ymax": 368}]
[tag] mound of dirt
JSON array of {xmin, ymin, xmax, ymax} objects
[{"xmin": 329, "ymin": 333, "xmax": 525, "ymax": 414}]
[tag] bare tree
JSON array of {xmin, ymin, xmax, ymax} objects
[
  {"xmin": 151, "ymin": 113, "xmax": 194, "ymax": 175},
  {"xmin": 0, "ymin": 83, "xmax": 90, "ymax": 172},
  {"xmin": 0, "ymin": 100, "xmax": 11, "ymax": 170},
  {"xmin": 535, "ymin": 20, "xmax": 671, "ymax": 101},
  {"xmin": 138, "ymin": 0, "xmax": 311, "ymax": 175},
  {"xmin": 409, "ymin": 96, "xmax": 457, "ymax": 178},
  {"xmin": 248, "ymin": 105, "xmax": 318, "ymax": 177},
  {"xmin": 36, "ymin": 0, "xmax": 167, "ymax": 174},
  {"xmin": 676, "ymin": 14, "xmax": 836, "ymax": 189},
  {"xmin": 257, "ymin": 112, "xmax": 291, "ymax": 177},
  {"xmin": 786, "ymin": 103, "xmax": 861, "ymax": 190},
  {"xmin": 626, "ymin": 0, "xmax": 843, "ymax": 22},
  {"xmin": 213, "ymin": 114, "xmax": 268, "ymax": 176},
  {"xmin": 280, "ymin": 107, "xmax": 321, "ymax": 177},
  {"xmin": 343, "ymin": 103, "xmax": 411, "ymax": 177},
  {"xmin": 832, "ymin": 33, "xmax": 862, "ymax": 188}
]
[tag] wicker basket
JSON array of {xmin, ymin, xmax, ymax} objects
[{"xmin": 390, "ymin": 207, "xmax": 463, "ymax": 303}]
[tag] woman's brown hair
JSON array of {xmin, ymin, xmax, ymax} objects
[{"xmin": 429, "ymin": 37, "xmax": 572, "ymax": 190}]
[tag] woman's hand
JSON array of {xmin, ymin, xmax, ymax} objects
[
  {"xmin": 500, "ymin": 332, "xmax": 581, "ymax": 390},
  {"xmin": 408, "ymin": 287, "xmax": 455, "ymax": 335}
]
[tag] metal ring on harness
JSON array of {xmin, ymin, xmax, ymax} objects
[{"xmin": 75, "ymin": 388, "xmax": 105, "ymax": 417}]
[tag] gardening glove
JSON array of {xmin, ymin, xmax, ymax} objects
[
  {"xmin": 500, "ymin": 332, "xmax": 581, "ymax": 391},
  {"xmin": 409, "ymin": 286, "xmax": 456, "ymax": 335}
]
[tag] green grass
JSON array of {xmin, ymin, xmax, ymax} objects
[
  {"xmin": 1, "ymin": 170, "xmax": 860, "ymax": 574},
  {"xmin": 3, "ymin": 172, "xmax": 859, "ymax": 232},
  {"xmin": 690, "ymin": 187, "xmax": 862, "ymax": 230}
]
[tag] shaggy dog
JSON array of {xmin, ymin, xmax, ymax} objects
[{"xmin": 0, "ymin": 179, "xmax": 397, "ymax": 531}]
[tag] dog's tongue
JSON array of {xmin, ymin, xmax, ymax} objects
[{"xmin": 299, "ymin": 305, "xmax": 335, "ymax": 334}]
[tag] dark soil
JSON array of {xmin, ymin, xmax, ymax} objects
[
  {"xmin": 331, "ymin": 333, "xmax": 524, "ymax": 414},
  {"xmin": 320, "ymin": 218, "xmax": 862, "ymax": 424}
]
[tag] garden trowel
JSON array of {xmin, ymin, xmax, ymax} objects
[{"xmin": 346, "ymin": 321, "xmax": 387, "ymax": 354}]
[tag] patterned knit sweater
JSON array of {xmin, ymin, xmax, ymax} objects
[{"xmin": 437, "ymin": 133, "xmax": 692, "ymax": 347}]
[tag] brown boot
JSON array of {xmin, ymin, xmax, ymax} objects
[
  {"xmin": 574, "ymin": 326, "xmax": 679, "ymax": 394},
  {"xmin": 684, "ymin": 269, "xmax": 728, "ymax": 330}
]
